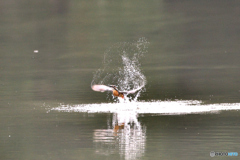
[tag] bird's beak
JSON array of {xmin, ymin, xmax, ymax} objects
[{"xmin": 109, "ymin": 85, "xmax": 115, "ymax": 88}]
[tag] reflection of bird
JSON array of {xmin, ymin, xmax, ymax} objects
[
  {"xmin": 113, "ymin": 123, "xmax": 125, "ymax": 133},
  {"xmin": 91, "ymin": 84, "xmax": 143, "ymax": 99}
]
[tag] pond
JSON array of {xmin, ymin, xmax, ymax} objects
[{"xmin": 0, "ymin": 0, "xmax": 240, "ymax": 160}]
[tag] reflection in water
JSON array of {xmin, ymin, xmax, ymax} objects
[
  {"xmin": 52, "ymin": 100, "xmax": 240, "ymax": 159},
  {"xmin": 93, "ymin": 111, "xmax": 146, "ymax": 160}
]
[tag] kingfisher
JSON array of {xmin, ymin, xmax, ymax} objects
[
  {"xmin": 108, "ymin": 85, "xmax": 125, "ymax": 98},
  {"xmin": 91, "ymin": 84, "xmax": 143, "ymax": 99}
]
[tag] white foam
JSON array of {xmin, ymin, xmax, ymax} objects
[{"xmin": 52, "ymin": 100, "xmax": 240, "ymax": 115}]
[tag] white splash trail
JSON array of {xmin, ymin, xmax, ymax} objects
[{"xmin": 52, "ymin": 100, "xmax": 240, "ymax": 115}]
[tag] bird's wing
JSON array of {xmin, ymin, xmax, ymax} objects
[
  {"xmin": 120, "ymin": 85, "xmax": 144, "ymax": 94},
  {"xmin": 91, "ymin": 85, "xmax": 113, "ymax": 92}
]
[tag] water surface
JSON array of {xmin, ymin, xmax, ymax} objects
[{"xmin": 1, "ymin": 0, "xmax": 240, "ymax": 160}]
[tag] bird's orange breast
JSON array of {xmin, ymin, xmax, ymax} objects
[
  {"xmin": 113, "ymin": 90, "xmax": 119, "ymax": 96},
  {"xmin": 112, "ymin": 90, "xmax": 124, "ymax": 99}
]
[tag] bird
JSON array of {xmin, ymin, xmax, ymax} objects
[
  {"xmin": 109, "ymin": 85, "xmax": 125, "ymax": 98},
  {"xmin": 91, "ymin": 84, "xmax": 143, "ymax": 99}
]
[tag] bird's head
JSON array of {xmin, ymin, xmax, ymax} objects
[{"xmin": 109, "ymin": 85, "xmax": 117, "ymax": 89}]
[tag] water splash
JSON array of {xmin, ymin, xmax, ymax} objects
[
  {"xmin": 52, "ymin": 100, "xmax": 240, "ymax": 159},
  {"xmin": 91, "ymin": 38, "xmax": 149, "ymax": 101},
  {"xmin": 52, "ymin": 100, "xmax": 240, "ymax": 115}
]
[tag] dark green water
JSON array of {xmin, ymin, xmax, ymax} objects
[{"xmin": 1, "ymin": 0, "xmax": 240, "ymax": 159}]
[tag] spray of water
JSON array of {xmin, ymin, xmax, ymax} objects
[{"xmin": 91, "ymin": 38, "xmax": 149, "ymax": 101}]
